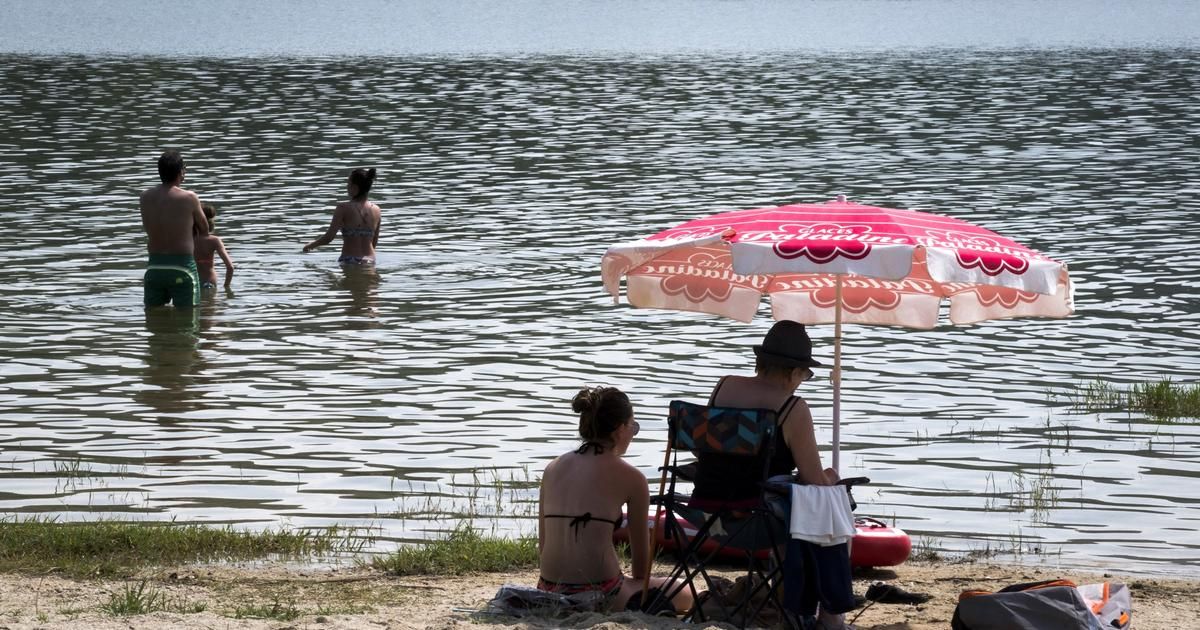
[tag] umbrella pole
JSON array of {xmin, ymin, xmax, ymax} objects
[
  {"xmin": 643, "ymin": 437, "xmax": 672, "ymax": 604},
  {"xmin": 832, "ymin": 274, "xmax": 843, "ymax": 473}
]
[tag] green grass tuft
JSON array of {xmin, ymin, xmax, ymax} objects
[
  {"xmin": 233, "ymin": 596, "xmax": 301, "ymax": 621},
  {"xmin": 0, "ymin": 516, "xmax": 361, "ymax": 577},
  {"xmin": 102, "ymin": 581, "xmax": 165, "ymax": 615},
  {"xmin": 100, "ymin": 580, "xmax": 206, "ymax": 615},
  {"xmin": 909, "ymin": 536, "xmax": 942, "ymax": 562},
  {"xmin": 372, "ymin": 523, "xmax": 538, "ymax": 576}
]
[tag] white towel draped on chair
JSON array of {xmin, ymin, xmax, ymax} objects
[{"xmin": 789, "ymin": 484, "xmax": 855, "ymax": 546}]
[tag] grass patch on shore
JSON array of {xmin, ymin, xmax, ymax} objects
[
  {"xmin": 372, "ymin": 523, "xmax": 538, "ymax": 576},
  {"xmin": 101, "ymin": 580, "xmax": 207, "ymax": 616},
  {"xmin": 232, "ymin": 596, "xmax": 301, "ymax": 621},
  {"xmin": 0, "ymin": 516, "xmax": 362, "ymax": 577},
  {"xmin": 1051, "ymin": 377, "xmax": 1200, "ymax": 421}
]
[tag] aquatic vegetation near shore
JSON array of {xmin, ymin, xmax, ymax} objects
[
  {"xmin": 909, "ymin": 536, "xmax": 942, "ymax": 562},
  {"xmin": 0, "ymin": 516, "xmax": 364, "ymax": 577},
  {"xmin": 1049, "ymin": 377, "xmax": 1200, "ymax": 421},
  {"xmin": 372, "ymin": 523, "xmax": 538, "ymax": 576},
  {"xmin": 387, "ymin": 466, "xmax": 539, "ymax": 524}
]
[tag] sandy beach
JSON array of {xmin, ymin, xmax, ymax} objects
[{"xmin": 0, "ymin": 559, "xmax": 1194, "ymax": 630}]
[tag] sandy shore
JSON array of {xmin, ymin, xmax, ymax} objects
[{"xmin": 0, "ymin": 560, "xmax": 1194, "ymax": 629}]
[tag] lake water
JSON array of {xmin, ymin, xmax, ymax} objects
[{"xmin": 1, "ymin": 1, "xmax": 1199, "ymax": 576}]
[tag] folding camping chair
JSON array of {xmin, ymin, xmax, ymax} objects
[{"xmin": 645, "ymin": 399, "xmax": 795, "ymax": 629}]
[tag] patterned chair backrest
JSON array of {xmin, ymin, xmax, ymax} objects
[{"xmin": 668, "ymin": 400, "xmax": 777, "ymax": 456}]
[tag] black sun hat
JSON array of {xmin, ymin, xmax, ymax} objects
[{"xmin": 753, "ymin": 320, "xmax": 823, "ymax": 369}]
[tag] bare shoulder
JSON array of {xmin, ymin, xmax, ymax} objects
[
  {"xmin": 721, "ymin": 374, "xmax": 755, "ymax": 388},
  {"xmin": 543, "ymin": 452, "xmax": 568, "ymax": 477},
  {"xmin": 784, "ymin": 396, "xmax": 814, "ymax": 425},
  {"xmin": 614, "ymin": 457, "xmax": 648, "ymax": 486}
]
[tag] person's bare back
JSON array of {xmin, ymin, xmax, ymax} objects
[{"xmin": 141, "ymin": 183, "xmax": 205, "ymax": 255}]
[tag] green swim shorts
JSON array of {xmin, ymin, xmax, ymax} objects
[{"xmin": 144, "ymin": 254, "xmax": 200, "ymax": 308}]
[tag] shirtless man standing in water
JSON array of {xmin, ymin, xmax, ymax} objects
[{"xmin": 140, "ymin": 149, "xmax": 208, "ymax": 308}]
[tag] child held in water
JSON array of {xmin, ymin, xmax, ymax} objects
[{"xmin": 193, "ymin": 203, "xmax": 235, "ymax": 289}]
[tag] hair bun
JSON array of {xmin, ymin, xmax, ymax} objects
[
  {"xmin": 366, "ymin": 167, "xmax": 377, "ymax": 181},
  {"xmin": 571, "ymin": 387, "xmax": 598, "ymax": 414}
]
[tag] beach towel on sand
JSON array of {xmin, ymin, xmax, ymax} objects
[{"xmin": 486, "ymin": 584, "xmax": 607, "ymax": 617}]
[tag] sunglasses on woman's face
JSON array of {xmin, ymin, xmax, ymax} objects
[
  {"xmin": 799, "ymin": 368, "xmax": 815, "ymax": 382},
  {"xmin": 629, "ymin": 419, "xmax": 640, "ymax": 436}
]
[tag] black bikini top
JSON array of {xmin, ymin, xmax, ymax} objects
[
  {"xmin": 543, "ymin": 512, "xmax": 624, "ymax": 541},
  {"xmin": 576, "ymin": 440, "xmax": 607, "ymax": 455}
]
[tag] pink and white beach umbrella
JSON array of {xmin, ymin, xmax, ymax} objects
[{"xmin": 601, "ymin": 197, "xmax": 1074, "ymax": 470}]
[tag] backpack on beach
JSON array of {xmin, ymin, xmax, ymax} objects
[{"xmin": 951, "ymin": 578, "xmax": 1129, "ymax": 630}]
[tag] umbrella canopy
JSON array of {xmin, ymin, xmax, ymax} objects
[{"xmin": 601, "ymin": 198, "xmax": 1074, "ymax": 469}]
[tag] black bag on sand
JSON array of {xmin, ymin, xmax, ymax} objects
[{"xmin": 951, "ymin": 579, "xmax": 1102, "ymax": 630}]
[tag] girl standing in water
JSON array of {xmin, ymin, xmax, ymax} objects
[
  {"xmin": 194, "ymin": 203, "xmax": 235, "ymax": 289},
  {"xmin": 302, "ymin": 168, "xmax": 381, "ymax": 265}
]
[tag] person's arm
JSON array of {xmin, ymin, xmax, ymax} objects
[
  {"xmin": 784, "ymin": 399, "xmax": 836, "ymax": 485},
  {"xmin": 626, "ymin": 470, "xmax": 652, "ymax": 580},
  {"xmin": 191, "ymin": 194, "xmax": 208, "ymax": 237},
  {"xmin": 215, "ymin": 237, "xmax": 235, "ymax": 287},
  {"xmin": 372, "ymin": 211, "xmax": 381, "ymax": 249},
  {"xmin": 303, "ymin": 205, "xmax": 343, "ymax": 252}
]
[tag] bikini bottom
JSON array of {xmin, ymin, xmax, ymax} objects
[{"xmin": 537, "ymin": 574, "xmax": 624, "ymax": 600}]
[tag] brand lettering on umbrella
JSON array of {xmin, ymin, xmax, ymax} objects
[
  {"xmin": 737, "ymin": 224, "xmax": 909, "ymax": 245},
  {"xmin": 642, "ymin": 252, "xmax": 769, "ymax": 303},
  {"xmin": 917, "ymin": 229, "xmax": 1005, "ymax": 250},
  {"xmin": 810, "ymin": 287, "xmax": 903, "ymax": 314},
  {"xmin": 771, "ymin": 276, "xmax": 934, "ymax": 294},
  {"xmin": 918, "ymin": 230, "xmax": 1042, "ymax": 271},
  {"xmin": 653, "ymin": 227, "xmax": 732, "ymax": 242},
  {"xmin": 745, "ymin": 223, "xmax": 897, "ymax": 263}
]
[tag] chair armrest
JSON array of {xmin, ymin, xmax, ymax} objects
[{"xmin": 836, "ymin": 476, "xmax": 870, "ymax": 489}]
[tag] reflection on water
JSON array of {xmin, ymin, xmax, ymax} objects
[
  {"xmin": 0, "ymin": 50, "xmax": 1198, "ymax": 574},
  {"xmin": 330, "ymin": 265, "xmax": 382, "ymax": 320},
  {"xmin": 140, "ymin": 308, "xmax": 201, "ymax": 418}
]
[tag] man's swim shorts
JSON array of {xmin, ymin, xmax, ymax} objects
[{"xmin": 143, "ymin": 254, "xmax": 200, "ymax": 308}]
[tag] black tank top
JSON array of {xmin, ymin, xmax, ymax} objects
[{"xmin": 690, "ymin": 377, "xmax": 800, "ymax": 503}]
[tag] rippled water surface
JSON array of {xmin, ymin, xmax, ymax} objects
[{"xmin": 1, "ymin": 48, "xmax": 1199, "ymax": 574}]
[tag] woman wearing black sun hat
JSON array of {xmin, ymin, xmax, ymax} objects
[{"xmin": 699, "ymin": 319, "xmax": 856, "ymax": 630}]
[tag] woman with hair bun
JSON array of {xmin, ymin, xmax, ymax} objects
[
  {"xmin": 537, "ymin": 386, "xmax": 692, "ymax": 613},
  {"xmin": 302, "ymin": 167, "xmax": 381, "ymax": 265}
]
